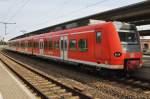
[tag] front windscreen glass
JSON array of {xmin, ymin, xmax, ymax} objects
[
  {"xmin": 114, "ymin": 22, "xmax": 141, "ymax": 52},
  {"xmin": 118, "ymin": 31, "xmax": 139, "ymax": 44},
  {"xmin": 113, "ymin": 22, "xmax": 139, "ymax": 44}
]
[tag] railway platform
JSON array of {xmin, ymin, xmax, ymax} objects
[
  {"xmin": 0, "ymin": 61, "xmax": 36, "ymax": 99},
  {"xmin": 143, "ymin": 55, "xmax": 150, "ymax": 60},
  {"xmin": 131, "ymin": 56, "xmax": 150, "ymax": 81},
  {"xmin": 143, "ymin": 55, "xmax": 150, "ymax": 68}
]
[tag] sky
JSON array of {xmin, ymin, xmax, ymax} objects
[{"xmin": 0, "ymin": 0, "xmax": 148, "ymax": 41}]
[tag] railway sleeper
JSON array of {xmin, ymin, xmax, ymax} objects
[
  {"xmin": 37, "ymin": 86, "xmax": 58, "ymax": 90},
  {"xmin": 32, "ymin": 82, "xmax": 52, "ymax": 86},
  {"xmin": 25, "ymin": 79, "xmax": 36, "ymax": 83},
  {"xmin": 28, "ymin": 79, "xmax": 50, "ymax": 83},
  {"xmin": 37, "ymin": 84, "xmax": 56, "ymax": 88},
  {"xmin": 44, "ymin": 89, "xmax": 66, "ymax": 95},
  {"xmin": 37, "ymin": 86, "xmax": 60, "ymax": 92},
  {"xmin": 65, "ymin": 96, "xmax": 80, "ymax": 99},
  {"xmin": 40, "ymin": 86, "xmax": 63, "ymax": 93},
  {"xmin": 126, "ymin": 79, "xmax": 134, "ymax": 83},
  {"xmin": 51, "ymin": 89, "xmax": 66, "ymax": 93},
  {"xmin": 40, "ymin": 86, "xmax": 61, "ymax": 93},
  {"xmin": 36, "ymin": 79, "xmax": 49, "ymax": 83},
  {"xmin": 47, "ymin": 95, "xmax": 63, "ymax": 99},
  {"xmin": 58, "ymin": 92, "xmax": 75, "ymax": 98},
  {"xmin": 48, "ymin": 86, "xmax": 62, "ymax": 90},
  {"xmin": 32, "ymin": 79, "xmax": 50, "ymax": 84},
  {"xmin": 141, "ymin": 82, "xmax": 150, "ymax": 86},
  {"xmin": 31, "ymin": 77, "xmax": 47, "ymax": 81},
  {"xmin": 132, "ymin": 80, "xmax": 142, "ymax": 84},
  {"xmin": 46, "ymin": 92, "xmax": 73, "ymax": 99}
]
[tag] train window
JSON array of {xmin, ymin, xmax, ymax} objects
[
  {"xmin": 23, "ymin": 42, "xmax": 24, "ymax": 48},
  {"xmin": 28, "ymin": 41, "xmax": 31, "ymax": 48},
  {"xmin": 78, "ymin": 39, "xmax": 88, "ymax": 52},
  {"xmin": 61, "ymin": 40, "xmax": 63, "ymax": 50},
  {"xmin": 25, "ymin": 42, "xmax": 27, "ymax": 48},
  {"xmin": 49, "ymin": 40, "xmax": 53, "ymax": 50},
  {"xmin": 21, "ymin": 42, "xmax": 22, "ymax": 47},
  {"xmin": 44, "ymin": 40, "xmax": 48, "ymax": 49},
  {"xmin": 33, "ymin": 41, "xmax": 36, "ymax": 48},
  {"xmin": 28, "ymin": 41, "xmax": 30, "ymax": 48},
  {"xmin": 30, "ymin": 41, "xmax": 32, "ymax": 48},
  {"xmin": 26, "ymin": 41, "xmax": 30, "ymax": 48},
  {"xmin": 33, "ymin": 41, "xmax": 37, "ymax": 48},
  {"xmin": 54, "ymin": 40, "xmax": 59, "ymax": 49},
  {"xmin": 64, "ymin": 40, "xmax": 67, "ymax": 51},
  {"xmin": 69, "ymin": 39, "xmax": 77, "ymax": 51},
  {"xmin": 33, "ymin": 41, "xmax": 35, "ymax": 48},
  {"xmin": 36, "ymin": 42, "xmax": 38, "ymax": 48},
  {"xmin": 21, "ymin": 41, "xmax": 25, "ymax": 48},
  {"xmin": 96, "ymin": 32, "xmax": 102, "ymax": 43},
  {"xmin": 16, "ymin": 42, "xmax": 18, "ymax": 47}
]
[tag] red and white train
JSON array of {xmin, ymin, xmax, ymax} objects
[{"xmin": 7, "ymin": 21, "xmax": 142, "ymax": 71}]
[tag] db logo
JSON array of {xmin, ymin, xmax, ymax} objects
[{"xmin": 130, "ymin": 53, "xmax": 135, "ymax": 58}]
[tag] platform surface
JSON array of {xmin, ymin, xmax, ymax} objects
[
  {"xmin": 143, "ymin": 55, "xmax": 150, "ymax": 67},
  {"xmin": 0, "ymin": 61, "xmax": 36, "ymax": 99}
]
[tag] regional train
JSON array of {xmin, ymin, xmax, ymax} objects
[{"xmin": 7, "ymin": 21, "xmax": 142, "ymax": 71}]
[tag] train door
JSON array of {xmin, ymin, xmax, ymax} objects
[
  {"xmin": 95, "ymin": 31, "xmax": 102, "ymax": 59},
  {"xmin": 31, "ymin": 39, "xmax": 34, "ymax": 54},
  {"xmin": 60, "ymin": 36, "xmax": 68, "ymax": 60},
  {"xmin": 39, "ymin": 39, "xmax": 44, "ymax": 55},
  {"xmin": 25, "ymin": 41, "xmax": 28, "ymax": 52}
]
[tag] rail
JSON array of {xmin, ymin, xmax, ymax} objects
[{"xmin": 0, "ymin": 51, "xmax": 93, "ymax": 99}]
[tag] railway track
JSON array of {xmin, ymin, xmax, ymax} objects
[
  {"xmin": 1, "ymin": 50, "xmax": 150, "ymax": 99},
  {"xmin": 112, "ymin": 76, "xmax": 150, "ymax": 91},
  {"xmin": 0, "ymin": 51, "xmax": 93, "ymax": 99}
]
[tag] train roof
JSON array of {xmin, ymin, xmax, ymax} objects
[{"xmin": 9, "ymin": 22, "xmax": 113, "ymax": 42}]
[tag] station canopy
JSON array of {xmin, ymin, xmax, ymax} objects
[{"xmin": 10, "ymin": 0, "xmax": 150, "ymax": 41}]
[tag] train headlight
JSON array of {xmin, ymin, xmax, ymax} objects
[{"xmin": 114, "ymin": 52, "xmax": 122, "ymax": 57}]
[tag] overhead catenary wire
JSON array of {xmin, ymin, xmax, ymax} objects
[
  {"xmin": 30, "ymin": 0, "xmax": 110, "ymax": 29},
  {"xmin": 6, "ymin": 0, "xmax": 31, "ymax": 22},
  {"xmin": 1, "ymin": 0, "xmax": 21, "ymax": 22},
  {"xmin": 9, "ymin": 0, "xmax": 70, "ymax": 38},
  {"xmin": 32, "ymin": 0, "xmax": 130, "ymax": 30},
  {"xmin": 0, "ymin": 0, "xmax": 30, "ymax": 41},
  {"xmin": 11, "ymin": 0, "xmax": 108, "ymax": 36},
  {"xmin": 8, "ymin": 0, "xmax": 137, "ymax": 40}
]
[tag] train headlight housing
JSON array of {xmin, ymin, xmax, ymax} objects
[{"xmin": 114, "ymin": 52, "xmax": 122, "ymax": 57}]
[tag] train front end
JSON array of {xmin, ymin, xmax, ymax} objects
[{"xmin": 113, "ymin": 22, "xmax": 142, "ymax": 71}]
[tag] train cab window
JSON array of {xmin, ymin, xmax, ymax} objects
[
  {"xmin": 54, "ymin": 40, "xmax": 59, "ymax": 49},
  {"xmin": 69, "ymin": 39, "xmax": 77, "ymax": 51},
  {"xmin": 49, "ymin": 40, "xmax": 53, "ymax": 50},
  {"xmin": 96, "ymin": 32, "xmax": 102, "ymax": 43},
  {"xmin": 78, "ymin": 39, "xmax": 88, "ymax": 52}
]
